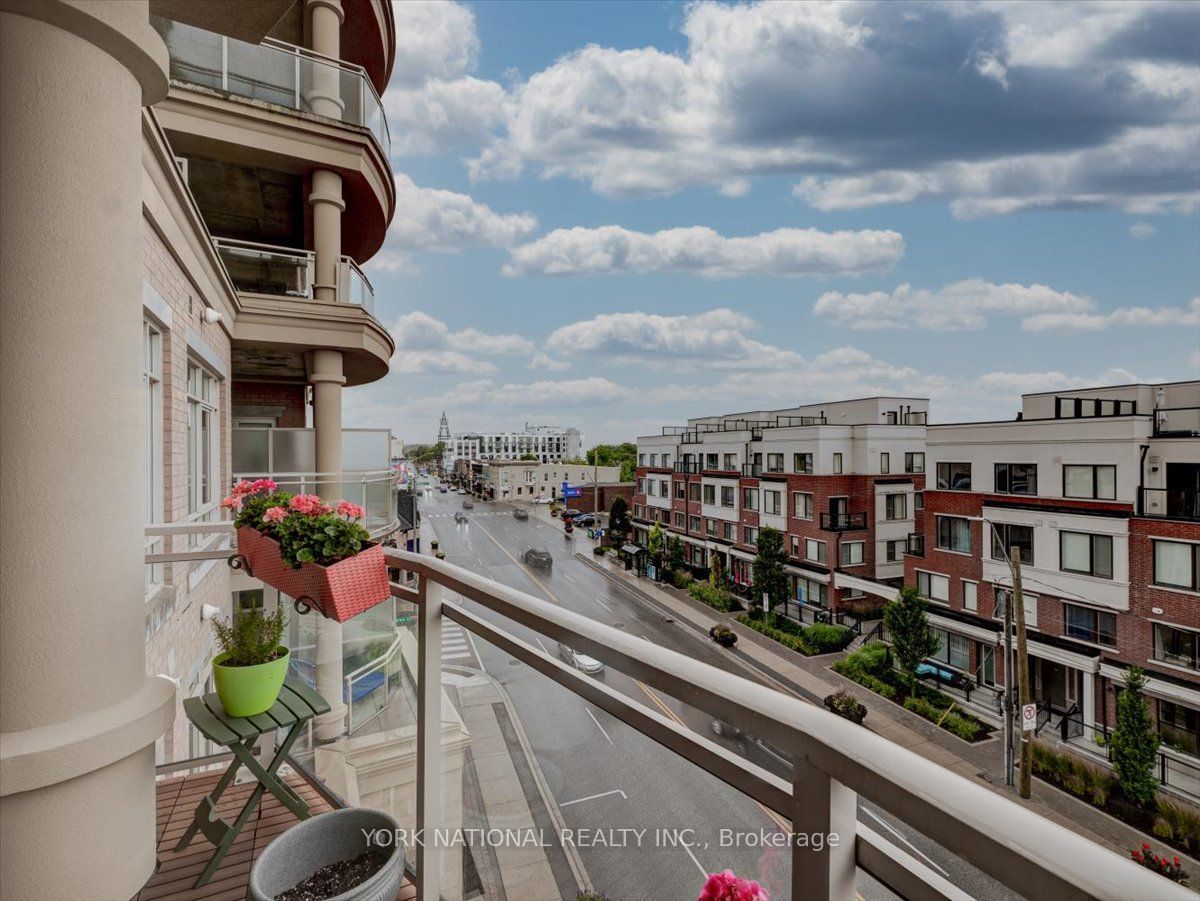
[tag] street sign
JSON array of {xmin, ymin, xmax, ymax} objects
[
  {"xmin": 1021, "ymin": 702, "xmax": 1038, "ymax": 732},
  {"xmin": 561, "ymin": 482, "xmax": 583, "ymax": 498}
]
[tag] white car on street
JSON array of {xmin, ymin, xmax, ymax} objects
[{"xmin": 531, "ymin": 495, "xmax": 553, "ymax": 505}]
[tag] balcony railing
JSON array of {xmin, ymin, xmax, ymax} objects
[
  {"xmin": 377, "ymin": 549, "xmax": 1181, "ymax": 901},
  {"xmin": 152, "ymin": 18, "xmax": 391, "ymax": 157},
  {"xmin": 673, "ymin": 461, "xmax": 701, "ymax": 474},
  {"xmin": 215, "ymin": 238, "xmax": 375, "ymax": 311},
  {"xmin": 820, "ymin": 511, "xmax": 868, "ymax": 531},
  {"xmin": 231, "ymin": 470, "xmax": 397, "ymax": 534},
  {"xmin": 907, "ymin": 532, "xmax": 925, "ymax": 556},
  {"xmin": 1139, "ymin": 486, "xmax": 1200, "ymax": 521},
  {"xmin": 741, "ymin": 463, "xmax": 762, "ymax": 478}
]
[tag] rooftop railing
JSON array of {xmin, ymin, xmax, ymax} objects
[
  {"xmin": 152, "ymin": 18, "xmax": 391, "ymax": 157},
  {"xmin": 381, "ymin": 549, "xmax": 1185, "ymax": 901}
]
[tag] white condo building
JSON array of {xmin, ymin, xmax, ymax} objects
[{"xmin": 448, "ymin": 423, "xmax": 581, "ymax": 464}]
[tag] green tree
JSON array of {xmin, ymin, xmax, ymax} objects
[
  {"xmin": 883, "ymin": 587, "xmax": 940, "ymax": 695},
  {"xmin": 518, "ymin": 453, "xmax": 538, "ymax": 461},
  {"xmin": 709, "ymin": 552, "xmax": 725, "ymax": 587},
  {"xmin": 751, "ymin": 527, "xmax": 788, "ymax": 617},
  {"xmin": 1111, "ymin": 666, "xmax": 1161, "ymax": 808},
  {"xmin": 647, "ymin": 523, "xmax": 664, "ymax": 557},
  {"xmin": 665, "ymin": 535, "xmax": 686, "ymax": 574},
  {"xmin": 587, "ymin": 442, "xmax": 638, "ymax": 482},
  {"xmin": 608, "ymin": 496, "xmax": 630, "ymax": 543}
]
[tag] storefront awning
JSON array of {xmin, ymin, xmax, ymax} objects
[{"xmin": 622, "ymin": 544, "xmax": 644, "ymax": 555}]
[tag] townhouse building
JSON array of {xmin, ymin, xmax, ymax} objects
[
  {"xmin": 906, "ymin": 381, "xmax": 1200, "ymax": 796},
  {"xmin": 456, "ymin": 458, "xmax": 622, "ymax": 502},
  {"xmin": 634, "ymin": 398, "xmax": 928, "ymax": 621},
  {"xmin": 1, "ymin": 2, "xmax": 398, "ymax": 894}
]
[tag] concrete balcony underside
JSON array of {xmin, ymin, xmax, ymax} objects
[
  {"xmin": 233, "ymin": 294, "xmax": 393, "ymax": 386},
  {"xmin": 155, "ymin": 87, "xmax": 393, "ymax": 263}
]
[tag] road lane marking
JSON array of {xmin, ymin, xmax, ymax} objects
[
  {"xmin": 861, "ymin": 808, "xmax": 948, "ymax": 877},
  {"xmin": 584, "ymin": 708, "xmax": 613, "ymax": 745},
  {"xmin": 559, "ymin": 788, "xmax": 627, "ymax": 807},
  {"xmin": 635, "ymin": 680, "xmax": 687, "ymax": 728},
  {"xmin": 562, "ymin": 572, "xmax": 577, "ymax": 583}
]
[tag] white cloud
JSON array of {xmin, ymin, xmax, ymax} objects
[
  {"xmin": 1130, "ymin": 221, "xmax": 1158, "ymax": 239},
  {"xmin": 813, "ymin": 279, "xmax": 1095, "ymax": 331},
  {"xmin": 1021, "ymin": 297, "xmax": 1200, "ymax": 332},
  {"xmin": 403, "ymin": 376, "xmax": 631, "ymax": 413},
  {"xmin": 388, "ymin": 311, "xmax": 532, "ymax": 374},
  {"xmin": 386, "ymin": 78, "xmax": 508, "ymax": 156},
  {"xmin": 503, "ymin": 225, "xmax": 904, "ymax": 278},
  {"xmin": 529, "ymin": 352, "xmax": 569, "ymax": 372},
  {"xmin": 452, "ymin": 0, "xmax": 1198, "ymax": 217},
  {"xmin": 389, "ymin": 0, "xmax": 480, "ymax": 86},
  {"xmin": 546, "ymin": 308, "xmax": 801, "ymax": 370}
]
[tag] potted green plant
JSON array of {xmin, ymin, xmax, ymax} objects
[
  {"xmin": 212, "ymin": 606, "xmax": 289, "ymax": 717},
  {"xmin": 709, "ymin": 624, "xmax": 738, "ymax": 648},
  {"xmin": 824, "ymin": 690, "xmax": 868, "ymax": 725},
  {"xmin": 223, "ymin": 479, "xmax": 389, "ymax": 623}
]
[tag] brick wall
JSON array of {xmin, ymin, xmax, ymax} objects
[
  {"xmin": 142, "ymin": 219, "xmax": 234, "ymax": 763},
  {"xmin": 1127, "ymin": 516, "xmax": 1200, "ymax": 682},
  {"xmin": 231, "ymin": 380, "xmax": 307, "ymax": 427}
]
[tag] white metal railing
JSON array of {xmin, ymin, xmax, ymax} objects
[
  {"xmin": 230, "ymin": 470, "xmax": 396, "ymax": 534},
  {"xmin": 381, "ymin": 548, "xmax": 1190, "ymax": 901},
  {"xmin": 152, "ymin": 17, "xmax": 390, "ymax": 156},
  {"xmin": 213, "ymin": 238, "xmax": 374, "ymax": 311}
]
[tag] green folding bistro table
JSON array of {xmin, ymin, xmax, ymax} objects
[{"xmin": 173, "ymin": 678, "xmax": 331, "ymax": 887}]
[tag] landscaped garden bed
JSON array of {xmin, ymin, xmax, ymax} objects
[
  {"xmin": 1032, "ymin": 741, "xmax": 1200, "ymax": 863},
  {"xmin": 735, "ymin": 609, "xmax": 855, "ymax": 657},
  {"xmin": 833, "ymin": 642, "xmax": 993, "ymax": 742},
  {"xmin": 686, "ymin": 579, "xmax": 741, "ymax": 613}
]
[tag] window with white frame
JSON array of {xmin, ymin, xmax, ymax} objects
[
  {"xmin": 763, "ymin": 490, "xmax": 781, "ymax": 515},
  {"xmin": 144, "ymin": 320, "xmax": 164, "ymax": 598},
  {"xmin": 832, "ymin": 452, "xmax": 843, "ymax": 474},
  {"xmin": 885, "ymin": 538, "xmax": 907, "ymax": 562},
  {"xmin": 723, "ymin": 453, "xmax": 737, "ymax": 471},
  {"xmin": 842, "ymin": 541, "xmax": 864, "ymax": 565},
  {"xmin": 187, "ymin": 361, "xmax": 222, "ymax": 578},
  {"xmin": 916, "ymin": 570, "xmax": 949, "ymax": 603},
  {"xmin": 806, "ymin": 538, "xmax": 826, "ymax": 563},
  {"xmin": 1154, "ymin": 540, "xmax": 1200, "ymax": 591},
  {"xmin": 793, "ymin": 492, "xmax": 813, "ymax": 519},
  {"xmin": 767, "ymin": 453, "xmax": 784, "ymax": 473},
  {"xmin": 962, "ymin": 579, "xmax": 978, "ymax": 611},
  {"xmin": 880, "ymin": 452, "xmax": 890, "ymax": 474},
  {"xmin": 936, "ymin": 515, "xmax": 971, "ymax": 553}
]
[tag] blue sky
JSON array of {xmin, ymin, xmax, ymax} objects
[{"xmin": 347, "ymin": 0, "xmax": 1200, "ymax": 446}]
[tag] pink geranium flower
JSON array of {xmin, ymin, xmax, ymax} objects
[
  {"xmin": 220, "ymin": 495, "xmax": 241, "ymax": 511},
  {"xmin": 289, "ymin": 494, "xmax": 331, "ymax": 516},
  {"xmin": 336, "ymin": 500, "xmax": 365, "ymax": 520},
  {"xmin": 698, "ymin": 870, "xmax": 769, "ymax": 901},
  {"xmin": 231, "ymin": 478, "xmax": 278, "ymax": 497},
  {"xmin": 262, "ymin": 506, "xmax": 287, "ymax": 523}
]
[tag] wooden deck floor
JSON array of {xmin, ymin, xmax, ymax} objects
[{"xmin": 136, "ymin": 770, "xmax": 416, "ymax": 901}]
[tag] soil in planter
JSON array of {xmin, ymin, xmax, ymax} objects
[{"xmin": 275, "ymin": 849, "xmax": 390, "ymax": 901}]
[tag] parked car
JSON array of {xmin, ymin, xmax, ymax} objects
[
  {"xmin": 558, "ymin": 644, "xmax": 604, "ymax": 674},
  {"xmin": 572, "ymin": 513, "xmax": 597, "ymax": 526},
  {"xmin": 438, "ymin": 486, "xmax": 448, "ymax": 493},
  {"xmin": 523, "ymin": 547, "xmax": 552, "ymax": 568},
  {"xmin": 513, "ymin": 509, "xmax": 529, "ymax": 521},
  {"xmin": 531, "ymin": 495, "xmax": 553, "ymax": 505},
  {"xmin": 454, "ymin": 512, "xmax": 468, "ymax": 523},
  {"xmin": 462, "ymin": 500, "xmax": 474, "ymax": 509},
  {"xmin": 561, "ymin": 508, "xmax": 583, "ymax": 519}
]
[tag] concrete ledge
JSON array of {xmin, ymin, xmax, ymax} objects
[{"xmin": 0, "ymin": 674, "xmax": 175, "ymax": 795}]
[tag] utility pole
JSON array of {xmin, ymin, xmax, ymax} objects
[
  {"xmin": 1012, "ymin": 545, "xmax": 1033, "ymax": 799},
  {"xmin": 1003, "ymin": 587, "xmax": 1014, "ymax": 788}
]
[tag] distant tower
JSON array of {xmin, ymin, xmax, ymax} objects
[{"xmin": 437, "ymin": 411, "xmax": 450, "ymax": 445}]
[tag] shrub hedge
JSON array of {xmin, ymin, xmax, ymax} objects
[
  {"xmin": 734, "ymin": 612, "xmax": 854, "ymax": 657},
  {"xmin": 687, "ymin": 580, "xmax": 734, "ymax": 612}
]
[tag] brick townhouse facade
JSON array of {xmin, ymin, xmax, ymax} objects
[
  {"xmin": 906, "ymin": 381, "xmax": 1199, "ymax": 796},
  {"xmin": 635, "ymin": 397, "xmax": 928, "ymax": 621}
]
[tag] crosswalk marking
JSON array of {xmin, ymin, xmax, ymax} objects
[{"xmin": 441, "ymin": 622, "xmax": 474, "ymax": 660}]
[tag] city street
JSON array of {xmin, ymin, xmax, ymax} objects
[{"xmin": 420, "ymin": 489, "xmax": 1017, "ymax": 901}]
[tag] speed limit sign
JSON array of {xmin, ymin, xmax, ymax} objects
[{"xmin": 1021, "ymin": 703, "xmax": 1038, "ymax": 732}]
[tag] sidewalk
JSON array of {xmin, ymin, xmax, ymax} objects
[{"xmin": 578, "ymin": 549, "xmax": 1200, "ymax": 873}]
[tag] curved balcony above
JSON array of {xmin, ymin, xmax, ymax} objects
[
  {"xmin": 342, "ymin": 0, "xmax": 396, "ymax": 94},
  {"xmin": 151, "ymin": 18, "xmax": 394, "ymax": 261},
  {"xmin": 220, "ymin": 239, "xmax": 393, "ymax": 387}
]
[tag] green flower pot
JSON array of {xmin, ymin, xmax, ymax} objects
[{"xmin": 212, "ymin": 648, "xmax": 290, "ymax": 717}]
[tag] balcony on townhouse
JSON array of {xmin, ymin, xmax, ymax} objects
[
  {"xmin": 137, "ymin": 546, "xmax": 1191, "ymax": 901},
  {"xmin": 820, "ymin": 510, "xmax": 868, "ymax": 531},
  {"xmin": 906, "ymin": 531, "xmax": 926, "ymax": 556},
  {"xmin": 1140, "ymin": 486, "xmax": 1200, "ymax": 521}
]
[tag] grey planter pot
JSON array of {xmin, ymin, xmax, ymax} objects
[{"xmin": 249, "ymin": 808, "xmax": 405, "ymax": 901}]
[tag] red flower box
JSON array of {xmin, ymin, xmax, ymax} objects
[{"xmin": 236, "ymin": 526, "xmax": 390, "ymax": 623}]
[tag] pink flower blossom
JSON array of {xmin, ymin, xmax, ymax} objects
[
  {"xmin": 230, "ymin": 480, "xmax": 255, "ymax": 497},
  {"xmin": 262, "ymin": 506, "xmax": 287, "ymax": 524},
  {"xmin": 336, "ymin": 500, "xmax": 365, "ymax": 520},
  {"xmin": 289, "ymin": 494, "xmax": 331, "ymax": 516},
  {"xmin": 220, "ymin": 495, "xmax": 241, "ymax": 511},
  {"xmin": 231, "ymin": 478, "xmax": 278, "ymax": 497},
  {"xmin": 698, "ymin": 870, "xmax": 769, "ymax": 901}
]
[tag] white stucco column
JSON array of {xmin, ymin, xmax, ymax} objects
[
  {"xmin": 310, "ymin": 348, "xmax": 348, "ymax": 738},
  {"xmin": 0, "ymin": 2, "xmax": 175, "ymax": 898}
]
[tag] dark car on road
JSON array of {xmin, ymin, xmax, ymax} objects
[
  {"xmin": 523, "ymin": 547, "xmax": 552, "ymax": 568},
  {"xmin": 513, "ymin": 508, "xmax": 529, "ymax": 521},
  {"xmin": 462, "ymin": 500, "xmax": 474, "ymax": 509},
  {"xmin": 561, "ymin": 508, "xmax": 582, "ymax": 519},
  {"xmin": 571, "ymin": 513, "xmax": 597, "ymax": 526},
  {"xmin": 454, "ymin": 512, "xmax": 468, "ymax": 523}
]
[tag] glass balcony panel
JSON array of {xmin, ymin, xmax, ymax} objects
[
  {"xmin": 271, "ymin": 429, "xmax": 316, "ymax": 473},
  {"xmin": 159, "ymin": 19, "xmax": 223, "ymax": 90},
  {"xmin": 342, "ymin": 429, "xmax": 389, "ymax": 470},
  {"xmin": 226, "ymin": 37, "xmax": 297, "ymax": 107},
  {"xmin": 231, "ymin": 427, "xmax": 269, "ymax": 473},
  {"xmin": 216, "ymin": 241, "xmax": 314, "ymax": 298}
]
